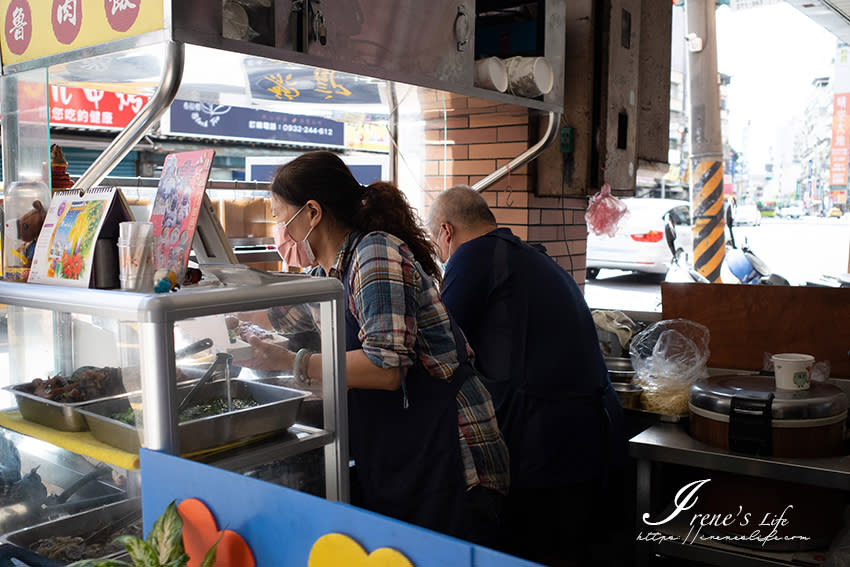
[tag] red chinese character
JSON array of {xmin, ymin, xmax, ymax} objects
[
  {"xmin": 5, "ymin": 0, "xmax": 32, "ymax": 55},
  {"xmin": 52, "ymin": 0, "xmax": 82, "ymax": 45}
]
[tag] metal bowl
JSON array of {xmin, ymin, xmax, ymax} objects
[
  {"xmin": 605, "ymin": 357, "xmax": 636, "ymax": 383},
  {"xmin": 612, "ymin": 382, "xmax": 643, "ymax": 409}
]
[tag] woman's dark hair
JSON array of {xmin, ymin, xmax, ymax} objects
[{"xmin": 271, "ymin": 150, "xmax": 440, "ymax": 281}]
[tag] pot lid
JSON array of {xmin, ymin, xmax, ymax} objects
[{"xmin": 689, "ymin": 375, "xmax": 848, "ymax": 420}]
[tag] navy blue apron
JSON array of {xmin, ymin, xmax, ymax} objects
[{"xmin": 340, "ymin": 234, "xmax": 472, "ymax": 536}]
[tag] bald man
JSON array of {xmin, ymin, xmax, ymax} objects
[{"xmin": 428, "ymin": 186, "xmax": 626, "ymax": 566}]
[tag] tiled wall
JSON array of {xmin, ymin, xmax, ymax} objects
[{"xmin": 419, "ymin": 92, "xmax": 590, "ymax": 286}]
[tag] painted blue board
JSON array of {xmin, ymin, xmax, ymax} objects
[{"xmin": 140, "ymin": 450, "xmax": 540, "ymax": 567}]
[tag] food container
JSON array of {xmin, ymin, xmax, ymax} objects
[
  {"xmin": 4, "ymin": 497, "xmax": 141, "ymax": 563},
  {"xmin": 76, "ymin": 379, "xmax": 309, "ymax": 454},
  {"xmin": 604, "ymin": 357, "xmax": 635, "ymax": 382},
  {"xmin": 5, "ymin": 383, "xmax": 132, "ymax": 432},
  {"xmin": 612, "ymin": 382, "xmax": 642, "ymax": 409},
  {"xmin": 689, "ymin": 374, "xmax": 848, "ymax": 458}
]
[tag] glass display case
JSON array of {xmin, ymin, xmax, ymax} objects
[{"xmin": 0, "ymin": 274, "xmax": 348, "ymax": 545}]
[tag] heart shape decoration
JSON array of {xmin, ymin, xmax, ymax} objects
[
  {"xmin": 308, "ymin": 533, "xmax": 414, "ymax": 567},
  {"xmin": 178, "ymin": 497, "xmax": 255, "ymax": 567}
]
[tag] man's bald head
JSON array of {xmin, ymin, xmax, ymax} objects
[{"xmin": 429, "ymin": 185, "xmax": 497, "ymax": 235}]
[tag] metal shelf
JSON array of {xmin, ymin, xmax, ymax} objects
[
  {"xmin": 630, "ymin": 423, "xmax": 850, "ymax": 491},
  {"xmin": 199, "ymin": 424, "xmax": 333, "ymax": 472}
]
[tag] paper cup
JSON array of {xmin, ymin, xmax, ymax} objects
[
  {"xmin": 504, "ymin": 56, "xmax": 554, "ymax": 97},
  {"xmin": 772, "ymin": 353, "xmax": 815, "ymax": 390},
  {"xmin": 474, "ymin": 57, "xmax": 509, "ymax": 92}
]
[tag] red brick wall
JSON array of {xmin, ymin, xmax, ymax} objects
[{"xmin": 419, "ymin": 92, "xmax": 590, "ymax": 286}]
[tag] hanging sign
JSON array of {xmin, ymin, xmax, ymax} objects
[
  {"xmin": 165, "ymin": 99, "xmax": 345, "ymax": 147},
  {"xmin": 49, "ymin": 84, "xmax": 149, "ymax": 129},
  {"xmin": 0, "ymin": 0, "xmax": 165, "ymax": 66},
  {"xmin": 829, "ymin": 93, "xmax": 850, "ymax": 187},
  {"xmin": 244, "ymin": 57, "xmax": 382, "ymax": 105}
]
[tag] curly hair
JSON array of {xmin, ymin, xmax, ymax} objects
[{"xmin": 270, "ymin": 151, "xmax": 441, "ymax": 281}]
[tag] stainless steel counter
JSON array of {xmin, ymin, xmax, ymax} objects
[
  {"xmin": 630, "ymin": 423, "xmax": 850, "ymax": 491},
  {"xmin": 630, "ymin": 423, "xmax": 850, "ymax": 567}
]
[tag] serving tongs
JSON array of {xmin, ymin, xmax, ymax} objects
[{"xmin": 177, "ymin": 352, "xmax": 233, "ymax": 413}]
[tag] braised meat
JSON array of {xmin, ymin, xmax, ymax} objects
[{"xmin": 30, "ymin": 366, "xmax": 123, "ymax": 403}]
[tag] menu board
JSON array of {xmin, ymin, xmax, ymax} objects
[
  {"xmin": 149, "ymin": 150, "xmax": 215, "ymax": 283},
  {"xmin": 28, "ymin": 187, "xmax": 132, "ymax": 287}
]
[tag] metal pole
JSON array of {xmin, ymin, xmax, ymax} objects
[
  {"xmin": 685, "ymin": 0, "xmax": 725, "ymax": 282},
  {"xmin": 473, "ymin": 111, "xmax": 560, "ymax": 192},
  {"xmin": 72, "ymin": 41, "xmax": 184, "ymax": 192}
]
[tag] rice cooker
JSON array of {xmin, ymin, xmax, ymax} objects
[{"xmin": 689, "ymin": 375, "xmax": 848, "ymax": 458}]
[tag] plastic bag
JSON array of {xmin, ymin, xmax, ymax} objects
[
  {"xmin": 585, "ymin": 183, "xmax": 629, "ymax": 238},
  {"xmin": 629, "ymin": 319, "xmax": 710, "ymax": 415},
  {"xmin": 592, "ymin": 310, "xmax": 639, "ymax": 356}
]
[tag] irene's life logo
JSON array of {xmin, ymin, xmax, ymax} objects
[{"xmin": 638, "ymin": 479, "xmax": 811, "ymax": 547}]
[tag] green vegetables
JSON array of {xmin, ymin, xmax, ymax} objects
[
  {"xmin": 111, "ymin": 397, "xmax": 259, "ymax": 426},
  {"xmin": 66, "ymin": 500, "xmax": 218, "ymax": 567}
]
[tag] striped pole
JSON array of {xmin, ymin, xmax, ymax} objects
[
  {"xmin": 691, "ymin": 159, "xmax": 725, "ymax": 282},
  {"xmin": 686, "ymin": 0, "xmax": 725, "ymax": 282}
]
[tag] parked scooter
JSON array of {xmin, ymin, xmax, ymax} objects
[{"xmin": 663, "ymin": 205, "xmax": 790, "ymax": 285}]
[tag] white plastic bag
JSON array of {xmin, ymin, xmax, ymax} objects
[{"xmin": 629, "ymin": 319, "xmax": 710, "ymax": 415}]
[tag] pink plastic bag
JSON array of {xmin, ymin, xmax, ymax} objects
[{"xmin": 585, "ymin": 183, "xmax": 628, "ymax": 237}]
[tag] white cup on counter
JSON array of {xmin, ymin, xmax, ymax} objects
[{"xmin": 772, "ymin": 353, "xmax": 815, "ymax": 390}]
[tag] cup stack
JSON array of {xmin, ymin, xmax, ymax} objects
[{"xmin": 118, "ymin": 221, "xmax": 155, "ymax": 292}]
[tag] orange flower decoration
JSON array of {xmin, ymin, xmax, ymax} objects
[{"xmin": 61, "ymin": 251, "xmax": 83, "ymax": 279}]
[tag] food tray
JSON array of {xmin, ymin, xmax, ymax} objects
[
  {"xmin": 4, "ymin": 497, "xmax": 141, "ymax": 563},
  {"xmin": 4, "ymin": 384, "xmax": 133, "ymax": 432},
  {"xmin": 76, "ymin": 379, "xmax": 309, "ymax": 454}
]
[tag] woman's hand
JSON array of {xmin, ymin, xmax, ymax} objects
[{"xmin": 239, "ymin": 336, "xmax": 295, "ymax": 372}]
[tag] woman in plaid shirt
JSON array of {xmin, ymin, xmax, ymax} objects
[{"xmin": 243, "ymin": 150, "xmax": 508, "ymax": 543}]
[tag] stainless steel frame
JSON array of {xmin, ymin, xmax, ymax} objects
[
  {"xmin": 0, "ymin": 277, "xmax": 349, "ymax": 501},
  {"xmin": 73, "ymin": 41, "xmax": 185, "ymax": 192}
]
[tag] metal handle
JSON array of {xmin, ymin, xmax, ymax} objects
[{"xmin": 454, "ymin": 5, "xmax": 470, "ymax": 51}]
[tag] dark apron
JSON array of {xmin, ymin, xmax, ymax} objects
[
  {"xmin": 341, "ymin": 234, "xmax": 472, "ymax": 536},
  {"xmin": 484, "ymin": 230, "xmax": 626, "ymax": 487}
]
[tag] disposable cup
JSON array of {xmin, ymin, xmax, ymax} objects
[
  {"xmin": 504, "ymin": 56, "xmax": 554, "ymax": 97},
  {"xmin": 772, "ymin": 353, "xmax": 815, "ymax": 390},
  {"xmin": 117, "ymin": 222, "xmax": 154, "ymax": 292},
  {"xmin": 474, "ymin": 57, "xmax": 508, "ymax": 92},
  {"xmin": 119, "ymin": 221, "xmax": 153, "ymax": 245}
]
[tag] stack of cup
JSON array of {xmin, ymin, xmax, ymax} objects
[{"xmin": 117, "ymin": 221, "xmax": 155, "ymax": 292}]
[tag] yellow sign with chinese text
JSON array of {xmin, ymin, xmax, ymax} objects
[{"xmin": 0, "ymin": 0, "xmax": 165, "ymax": 67}]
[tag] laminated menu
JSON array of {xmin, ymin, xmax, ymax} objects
[
  {"xmin": 28, "ymin": 187, "xmax": 133, "ymax": 288},
  {"xmin": 149, "ymin": 150, "xmax": 215, "ymax": 284}
]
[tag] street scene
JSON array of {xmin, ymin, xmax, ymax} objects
[{"xmin": 586, "ymin": 214, "xmax": 850, "ymax": 313}]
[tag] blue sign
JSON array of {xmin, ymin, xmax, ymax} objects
[
  {"xmin": 244, "ymin": 57, "xmax": 382, "ymax": 105},
  {"xmin": 249, "ymin": 163, "xmax": 383, "ymax": 186},
  {"xmin": 168, "ymin": 99, "xmax": 345, "ymax": 146}
]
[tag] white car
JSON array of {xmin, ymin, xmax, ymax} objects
[
  {"xmin": 586, "ymin": 198, "xmax": 692, "ymax": 278},
  {"xmin": 778, "ymin": 205, "xmax": 804, "ymax": 219},
  {"xmin": 733, "ymin": 203, "xmax": 761, "ymax": 226}
]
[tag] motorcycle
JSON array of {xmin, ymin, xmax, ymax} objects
[{"xmin": 663, "ymin": 204, "xmax": 789, "ymax": 285}]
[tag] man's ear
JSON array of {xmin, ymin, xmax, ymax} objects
[{"xmin": 441, "ymin": 222, "xmax": 453, "ymax": 240}]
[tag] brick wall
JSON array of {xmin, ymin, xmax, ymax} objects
[{"xmin": 419, "ymin": 92, "xmax": 590, "ymax": 286}]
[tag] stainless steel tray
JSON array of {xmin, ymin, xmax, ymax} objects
[
  {"xmin": 5, "ymin": 383, "xmax": 133, "ymax": 432},
  {"xmin": 77, "ymin": 379, "xmax": 309, "ymax": 454},
  {"xmin": 4, "ymin": 498, "xmax": 141, "ymax": 562}
]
